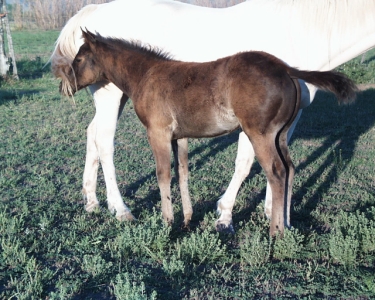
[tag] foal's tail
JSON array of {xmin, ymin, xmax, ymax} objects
[{"xmin": 288, "ymin": 68, "xmax": 357, "ymax": 104}]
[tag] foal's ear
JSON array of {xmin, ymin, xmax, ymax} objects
[{"xmin": 81, "ymin": 28, "xmax": 97, "ymax": 45}]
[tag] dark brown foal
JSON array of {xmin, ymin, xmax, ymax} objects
[{"xmin": 62, "ymin": 30, "xmax": 356, "ymax": 236}]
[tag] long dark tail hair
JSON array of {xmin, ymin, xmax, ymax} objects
[{"xmin": 288, "ymin": 68, "xmax": 357, "ymax": 104}]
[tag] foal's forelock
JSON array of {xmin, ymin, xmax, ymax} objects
[
  {"xmin": 57, "ymin": 64, "xmax": 77, "ymax": 98},
  {"xmin": 51, "ymin": 54, "xmax": 77, "ymax": 98},
  {"xmin": 61, "ymin": 67, "xmax": 77, "ymax": 99}
]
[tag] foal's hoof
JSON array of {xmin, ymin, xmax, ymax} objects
[
  {"xmin": 180, "ymin": 222, "xmax": 191, "ymax": 232},
  {"xmin": 215, "ymin": 222, "xmax": 235, "ymax": 234}
]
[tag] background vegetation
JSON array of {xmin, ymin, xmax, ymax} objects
[
  {"xmin": 5, "ymin": 0, "xmax": 110, "ymax": 30},
  {"xmin": 1, "ymin": 7, "xmax": 375, "ymax": 300},
  {"xmin": 4, "ymin": 0, "xmax": 245, "ymax": 30}
]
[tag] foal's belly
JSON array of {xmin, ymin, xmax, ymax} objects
[{"xmin": 172, "ymin": 108, "xmax": 240, "ymax": 139}]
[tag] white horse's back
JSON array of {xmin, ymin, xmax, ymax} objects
[{"xmin": 52, "ymin": 0, "xmax": 375, "ymax": 72}]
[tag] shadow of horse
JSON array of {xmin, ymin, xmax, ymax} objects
[
  {"xmin": 0, "ymin": 59, "xmax": 51, "ymax": 106},
  {"xmin": 288, "ymin": 88, "xmax": 375, "ymax": 230},
  {"xmin": 120, "ymin": 125, "xmax": 242, "ymax": 224}
]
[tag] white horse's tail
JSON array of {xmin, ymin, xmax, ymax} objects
[{"xmin": 50, "ymin": 4, "xmax": 98, "ymax": 96}]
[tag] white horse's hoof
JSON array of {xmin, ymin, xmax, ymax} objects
[
  {"xmin": 84, "ymin": 201, "xmax": 100, "ymax": 213},
  {"xmin": 116, "ymin": 211, "xmax": 136, "ymax": 222},
  {"xmin": 83, "ymin": 191, "xmax": 100, "ymax": 213},
  {"xmin": 108, "ymin": 201, "xmax": 136, "ymax": 221},
  {"xmin": 215, "ymin": 221, "xmax": 235, "ymax": 234}
]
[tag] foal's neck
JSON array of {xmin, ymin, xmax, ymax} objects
[{"xmin": 101, "ymin": 47, "xmax": 162, "ymax": 97}]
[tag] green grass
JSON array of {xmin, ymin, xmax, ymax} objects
[
  {"xmin": 0, "ymin": 30, "xmax": 375, "ymax": 299},
  {"xmin": 336, "ymin": 48, "xmax": 375, "ymax": 84}
]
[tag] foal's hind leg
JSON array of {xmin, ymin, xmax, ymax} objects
[
  {"xmin": 276, "ymin": 134, "xmax": 295, "ymax": 229},
  {"xmin": 172, "ymin": 138, "xmax": 193, "ymax": 227},
  {"xmin": 248, "ymin": 132, "xmax": 294, "ymax": 236},
  {"xmin": 264, "ymin": 109, "xmax": 302, "ymax": 220}
]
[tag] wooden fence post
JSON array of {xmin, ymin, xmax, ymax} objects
[
  {"xmin": 1, "ymin": 0, "xmax": 18, "ymax": 79},
  {"xmin": 0, "ymin": 1, "xmax": 8, "ymax": 76}
]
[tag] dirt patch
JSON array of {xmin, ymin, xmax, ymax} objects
[{"xmin": 357, "ymin": 83, "xmax": 375, "ymax": 91}]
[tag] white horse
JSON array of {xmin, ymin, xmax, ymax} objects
[{"xmin": 51, "ymin": 0, "xmax": 375, "ymax": 230}]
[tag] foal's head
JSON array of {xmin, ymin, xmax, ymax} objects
[
  {"xmin": 60, "ymin": 29, "xmax": 172, "ymax": 97},
  {"xmin": 60, "ymin": 29, "xmax": 107, "ymax": 96}
]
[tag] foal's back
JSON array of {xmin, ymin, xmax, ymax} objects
[{"xmin": 133, "ymin": 51, "xmax": 294, "ymax": 140}]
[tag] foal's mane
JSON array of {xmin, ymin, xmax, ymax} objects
[{"xmin": 93, "ymin": 33, "xmax": 173, "ymax": 62}]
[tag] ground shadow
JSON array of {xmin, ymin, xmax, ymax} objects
[
  {"xmin": 15, "ymin": 58, "xmax": 50, "ymax": 79},
  {"xmin": 117, "ymin": 88, "xmax": 375, "ymax": 231},
  {"xmin": 0, "ymin": 59, "xmax": 50, "ymax": 105},
  {"xmin": 287, "ymin": 88, "xmax": 375, "ymax": 228},
  {"xmin": 123, "ymin": 129, "xmax": 241, "ymax": 222},
  {"xmin": 0, "ymin": 87, "xmax": 49, "ymax": 105}
]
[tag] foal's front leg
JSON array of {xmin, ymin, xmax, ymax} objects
[
  {"xmin": 148, "ymin": 131, "xmax": 174, "ymax": 224},
  {"xmin": 172, "ymin": 138, "xmax": 193, "ymax": 227}
]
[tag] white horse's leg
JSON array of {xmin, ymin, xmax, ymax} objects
[
  {"xmin": 264, "ymin": 109, "xmax": 302, "ymax": 221},
  {"xmin": 83, "ymin": 82, "xmax": 135, "ymax": 221},
  {"xmin": 216, "ymin": 110, "xmax": 302, "ymax": 232},
  {"xmin": 83, "ymin": 112, "xmax": 100, "ymax": 212},
  {"xmin": 216, "ymin": 131, "xmax": 254, "ymax": 233}
]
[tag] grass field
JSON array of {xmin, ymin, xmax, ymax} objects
[{"xmin": 0, "ymin": 30, "xmax": 375, "ymax": 299}]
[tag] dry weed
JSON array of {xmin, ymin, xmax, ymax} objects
[
  {"xmin": 7, "ymin": 0, "xmax": 246, "ymax": 30},
  {"xmin": 8, "ymin": 0, "xmax": 111, "ymax": 30}
]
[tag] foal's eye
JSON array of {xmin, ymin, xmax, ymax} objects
[{"xmin": 74, "ymin": 57, "xmax": 82, "ymax": 63}]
